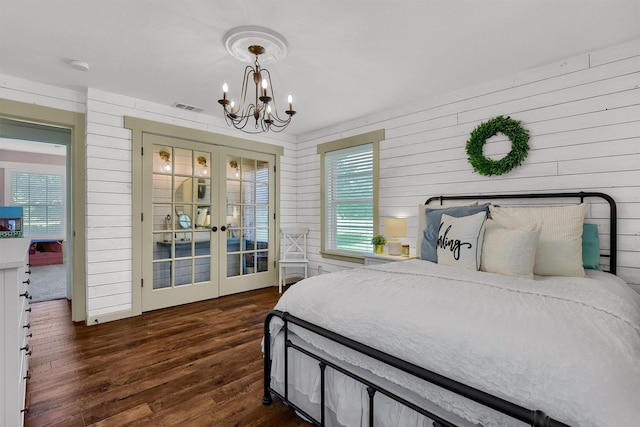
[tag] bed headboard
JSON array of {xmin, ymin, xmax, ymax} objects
[{"xmin": 420, "ymin": 191, "xmax": 617, "ymax": 275}]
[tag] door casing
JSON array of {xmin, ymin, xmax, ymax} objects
[{"xmin": 126, "ymin": 116, "xmax": 283, "ymax": 318}]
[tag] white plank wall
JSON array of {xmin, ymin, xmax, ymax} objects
[
  {"xmin": 83, "ymin": 89, "xmax": 295, "ymax": 319},
  {"xmin": 293, "ymin": 39, "xmax": 640, "ymax": 293},
  {"xmin": 0, "ymin": 76, "xmax": 296, "ymax": 320}
]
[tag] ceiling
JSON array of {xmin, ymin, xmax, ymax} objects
[{"xmin": 1, "ymin": 0, "xmax": 639, "ymax": 138}]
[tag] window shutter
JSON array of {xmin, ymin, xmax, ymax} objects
[{"xmin": 324, "ymin": 143, "xmax": 373, "ymax": 253}]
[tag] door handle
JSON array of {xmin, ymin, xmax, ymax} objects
[
  {"xmin": 211, "ymin": 226, "xmax": 218, "ymax": 232},
  {"xmin": 220, "ymin": 226, "xmax": 227, "ymax": 232}
]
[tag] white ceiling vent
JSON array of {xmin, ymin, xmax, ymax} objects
[{"xmin": 173, "ymin": 102, "xmax": 204, "ymax": 113}]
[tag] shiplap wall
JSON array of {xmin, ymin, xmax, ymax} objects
[
  {"xmin": 0, "ymin": 76, "xmax": 297, "ymax": 320},
  {"xmin": 293, "ymin": 39, "xmax": 640, "ymax": 293},
  {"xmin": 83, "ymin": 89, "xmax": 295, "ymax": 319}
]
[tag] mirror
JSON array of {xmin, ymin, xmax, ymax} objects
[
  {"xmin": 175, "ymin": 177, "xmax": 210, "ymax": 228},
  {"xmin": 178, "ymin": 214, "xmax": 191, "ymax": 229}
]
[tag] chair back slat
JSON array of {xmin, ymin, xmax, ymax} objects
[{"xmin": 281, "ymin": 228, "xmax": 308, "ymax": 261}]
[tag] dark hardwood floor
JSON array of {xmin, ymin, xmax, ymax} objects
[{"xmin": 25, "ymin": 286, "xmax": 308, "ymax": 427}]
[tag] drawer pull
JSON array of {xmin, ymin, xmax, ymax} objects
[
  {"xmin": 23, "ymin": 323, "xmax": 31, "ymax": 329},
  {"xmin": 25, "ymin": 307, "xmax": 32, "ymax": 313},
  {"xmin": 26, "ymin": 333, "xmax": 33, "ymax": 338},
  {"xmin": 26, "ymin": 269, "xmax": 32, "ymax": 275},
  {"xmin": 21, "ymin": 344, "xmax": 30, "ymax": 352},
  {"xmin": 23, "ymin": 278, "xmax": 31, "ymax": 285},
  {"xmin": 20, "ymin": 291, "xmax": 33, "ymax": 300},
  {"xmin": 21, "ymin": 407, "xmax": 29, "ymax": 414},
  {"xmin": 24, "ymin": 373, "xmax": 31, "ymax": 380}
]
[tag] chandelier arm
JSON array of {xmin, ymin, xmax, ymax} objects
[
  {"xmin": 267, "ymin": 115, "xmax": 292, "ymax": 129},
  {"xmin": 260, "ymin": 69, "xmax": 282, "ymax": 119},
  {"xmin": 231, "ymin": 104, "xmax": 256, "ymax": 127},
  {"xmin": 237, "ymin": 65, "xmax": 254, "ymax": 115},
  {"xmin": 262, "ymin": 68, "xmax": 295, "ymax": 123},
  {"xmin": 263, "ymin": 119, "xmax": 292, "ymax": 132}
]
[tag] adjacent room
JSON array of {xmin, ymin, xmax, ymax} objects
[{"xmin": 0, "ymin": 1, "xmax": 638, "ymax": 426}]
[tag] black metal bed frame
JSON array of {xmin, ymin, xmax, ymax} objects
[
  {"xmin": 263, "ymin": 192, "xmax": 617, "ymax": 427},
  {"xmin": 425, "ymin": 192, "xmax": 616, "ymax": 275}
]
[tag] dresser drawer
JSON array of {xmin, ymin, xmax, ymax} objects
[{"xmin": 1, "ymin": 238, "xmax": 32, "ymax": 427}]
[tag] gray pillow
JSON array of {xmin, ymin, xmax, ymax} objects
[{"xmin": 420, "ymin": 203, "xmax": 491, "ymax": 262}]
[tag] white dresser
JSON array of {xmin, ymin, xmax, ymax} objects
[{"xmin": 1, "ymin": 238, "xmax": 32, "ymax": 427}]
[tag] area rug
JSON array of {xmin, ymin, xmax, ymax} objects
[{"xmin": 29, "ymin": 264, "xmax": 67, "ymax": 302}]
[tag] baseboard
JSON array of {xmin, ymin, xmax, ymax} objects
[{"xmin": 86, "ymin": 309, "xmax": 134, "ymax": 326}]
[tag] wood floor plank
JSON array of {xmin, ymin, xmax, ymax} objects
[
  {"xmin": 24, "ymin": 287, "xmax": 308, "ymax": 426},
  {"xmin": 85, "ymin": 403, "xmax": 154, "ymax": 427}
]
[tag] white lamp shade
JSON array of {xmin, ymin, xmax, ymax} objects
[
  {"xmin": 384, "ymin": 217, "xmax": 407, "ymax": 238},
  {"xmin": 384, "ymin": 217, "xmax": 407, "ymax": 256}
]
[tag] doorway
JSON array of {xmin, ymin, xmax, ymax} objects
[
  {"xmin": 0, "ymin": 118, "xmax": 70, "ymax": 302},
  {"xmin": 0, "ymin": 99, "xmax": 86, "ymax": 322},
  {"xmin": 141, "ymin": 134, "xmax": 277, "ymax": 312}
]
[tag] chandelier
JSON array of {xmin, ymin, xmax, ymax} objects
[{"xmin": 218, "ymin": 44, "xmax": 296, "ymax": 133}]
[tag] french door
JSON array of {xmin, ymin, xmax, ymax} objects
[{"xmin": 141, "ymin": 135, "xmax": 276, "ymax": 312}]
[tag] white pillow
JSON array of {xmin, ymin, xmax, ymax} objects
[
  {"xmin": 437, "ymin": 211, "xmax": 487, "ymax": 270},
  {"xmin": 416, "ymin": 201, "xmax": 478, "ymax": 259},
  {"xmin": 489, "ymin": 204, "xmax": 586, "ymax": 277},
  {"xmin": 480, "ymin": 220, "xmax": 542, "ymax": 279}
]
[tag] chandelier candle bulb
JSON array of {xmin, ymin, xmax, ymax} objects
[
  {"xmin": 222, "ymin": 83, "xmax": 228, "ymax": 100},
  {"xmin": 288, "ymin": 95, "xmax": 293, "ymax": 111}
]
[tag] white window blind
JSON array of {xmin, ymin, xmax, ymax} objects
[
  {"xmin": 10, "ymin": 172, "xmax": 64, "ymax": 237},
  {"xmin": 324, "ymin": 143, "xmax": 373, "ymax": 253}
]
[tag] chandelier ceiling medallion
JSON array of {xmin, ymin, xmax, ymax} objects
[{"xmin": 218, "ymin": 26, "xmax": 296, "ymax": 134}]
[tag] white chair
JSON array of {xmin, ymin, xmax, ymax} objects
[{"xmin": 278, "ymin": 227, "xmax": 309, "ymax": 293}]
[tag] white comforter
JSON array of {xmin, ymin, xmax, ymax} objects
[{"xmin": 269, "ymin": 260, "xmax": 640, "ymax": 427}]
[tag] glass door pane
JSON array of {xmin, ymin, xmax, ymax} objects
[
  {"xmin": 225, "ymin": 155, "xmax": 271, "ymax": 277},
  {"xmin": 220, "ymin": 150, "xmax": 275, "ymax": 296},
  {"xmin": 154, "ymin": 146, "xmax": 212, "ymax": 288},
  {"xmin": 143, "ymin": 136, "xmax": 218, "ymax": 312}
]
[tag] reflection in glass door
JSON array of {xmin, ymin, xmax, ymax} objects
[
  {"xmin": 219, "ymin": 150, "xmax": 275, "ymax": 296},
  {"xmin": 142, "ymin": 136, "xmax": 276, "ymax": 310},
  {"xmin": 142, "ymin": 135, "xmax": 218, "ymax": 312}
]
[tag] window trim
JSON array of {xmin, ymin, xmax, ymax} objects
[
  {"xmin": 10, "ymin": 169, "xmax": 66, "ymax": 239},
  {"xmin": 317, "ymin": 129, "xmax": 384, "ymax": 263}
]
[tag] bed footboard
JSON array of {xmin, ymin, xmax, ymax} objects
[{"xmin": 263, "ymin": 310, "xmax": 570, "ymax": 427}]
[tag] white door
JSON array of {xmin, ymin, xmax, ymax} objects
[{"xmin": 141, "ymin": 135, "xmax": 275, "ymax": 312}]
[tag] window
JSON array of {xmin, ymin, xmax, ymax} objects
[
  {"xmin": 10, "ymin": 171, "xmax": 64, "ymax": 237},
  {"xmin": 318, "ymin": 129, "xmax": 384, "ymax": 261}
]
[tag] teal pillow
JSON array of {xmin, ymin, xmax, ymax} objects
[{"xmin": 582, "ymin": 223, "xmax": 600, "ymax": 270}]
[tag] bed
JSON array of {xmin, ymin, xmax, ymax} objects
[{"xmin": 262, "ymin": 192, "xmax": 640, "ymax": 427}]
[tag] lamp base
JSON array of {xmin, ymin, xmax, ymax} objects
[{"xmin": 388, "ymin": 239, "xmax": 402, "ymax": 256}]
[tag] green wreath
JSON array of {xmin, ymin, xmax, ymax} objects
[{"xmin": 465, "ymin": 116, "xmax": 530, "ymax": 176}]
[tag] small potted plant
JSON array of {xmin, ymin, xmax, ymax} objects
[{"xmin": 371, "ymin": 235, "xmax": 387, "ymax": 254}]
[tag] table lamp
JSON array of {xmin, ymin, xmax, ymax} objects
[{"xmin": 384, "ymin": 217, "xmax": 407, "ymax": 256}]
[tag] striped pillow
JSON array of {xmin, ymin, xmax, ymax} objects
[{"xmin": 489, "ymin": 203, "xmax": 586, "ymax": 277}]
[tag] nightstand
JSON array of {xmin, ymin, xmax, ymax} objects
[{"xmin": 364, "ymin": 252, "xmax": 416, "ymax": 265}]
